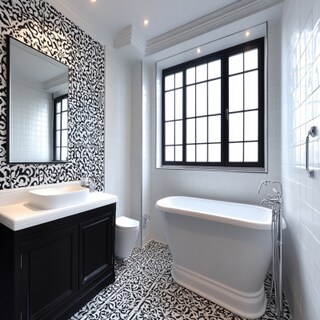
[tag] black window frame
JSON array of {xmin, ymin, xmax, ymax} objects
[
  {"xmin": 53, "ymin": 94, "xmax": 68, "ymax": 162},
  {"xmin": 161, "ymin": 38, "xmax": 265, "ymax": 168}
]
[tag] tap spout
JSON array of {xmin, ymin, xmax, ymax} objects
[{"xmin": 258, "ymin": 180, "xmax": 271, "ymax": 194}]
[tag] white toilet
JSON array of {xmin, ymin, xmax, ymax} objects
[{"xmin": 115, "ymin": 216, "xmax": 139, "ymax": 259}]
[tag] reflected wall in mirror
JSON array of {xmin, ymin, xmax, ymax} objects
[{"xmin": 8, "ymin": 36, "xmax": 69, "ymax": 163}]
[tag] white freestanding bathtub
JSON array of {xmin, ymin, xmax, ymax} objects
[{"xmin": 156, "ymin": 196, "xmax": 273, "ymax": 319}]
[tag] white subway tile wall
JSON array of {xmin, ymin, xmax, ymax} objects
[
  {"xmin": 11, "ymin": 81, "xmax": 53, "ymax": 162},
  {"xmin": 282, "ymin": 0, "xmax": 320, "ymax": 319}
]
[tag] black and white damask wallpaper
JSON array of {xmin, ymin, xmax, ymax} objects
[{"xmin": 0, "ymin": 0, "xmax": 105, "ymax": 190}]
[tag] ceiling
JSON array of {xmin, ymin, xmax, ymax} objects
[
  {"xmin": 47, "ymin": 0, "xmax": 239, "ymax": 41},
  {"xmin": 46, "ymin": 0, "xmax": 283, "ymax": 57}
]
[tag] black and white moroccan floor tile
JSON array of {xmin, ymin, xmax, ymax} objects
[{"xmin": 70, "ymin": 241, "xmax": 291, "ymax": 320}]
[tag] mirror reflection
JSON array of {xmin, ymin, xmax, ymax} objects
[{"xmin": 8, "ymin": 36, "xmax": 69, "ymax": 163}]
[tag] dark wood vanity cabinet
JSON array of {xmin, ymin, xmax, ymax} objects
[{"xmin": 0, "ymin": 203, "xmax": 116, "ymax": 320}]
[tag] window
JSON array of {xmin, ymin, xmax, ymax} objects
[
  {"xmin": 162, "ymin": 38, "xmax": 265, "ymax": 168},
  {"xmin": 53, "ymin": 95, "xmax": 68, "ymax": 161}
]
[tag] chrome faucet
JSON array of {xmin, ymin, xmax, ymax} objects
[
  {"xmin": 258, "ymin": 180, "xmax": 283, "ymax": 206},
  {"xmin": 258, "ymin": 180, "xmax": 284, "ymax": 320},
  {"xmin": 81, "ymin": 177, "xmax": 96, "ymax": 192}
]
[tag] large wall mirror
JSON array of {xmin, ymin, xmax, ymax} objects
[{"xmin": 8, "ymin": 36, "xmax": 69, "ymax": 163}]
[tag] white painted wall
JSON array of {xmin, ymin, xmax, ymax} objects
[
  {"xmin": 128, "ymin": 60, "xmax": 152, "ymax": 246},
  {"xmin": 104, "ymin": 47, "xmax": 132, "ymax": 220},
  {"xmin": 149, "ymin": 24, "xmax": 281, "ymax": 243},
  {"xmin": 281, "ymin": 0, "xmax": 320, "ymax": 319},
  {"xmin": 11, "ymin": 81, "xmax": 53, "ymax": 162},
  {"xmin": 130, "ymin": 61, "xmax": 143, "ymax": 246},
  {"xmin": 141, "ymin": 62, "xmax": 152, "ymax": 244}
]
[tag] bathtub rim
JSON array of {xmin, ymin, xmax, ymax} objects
[{"xmin": 156, "ymin": 196, "xmax": 273, "ymax": 230}]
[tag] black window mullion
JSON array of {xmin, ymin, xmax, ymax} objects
[
  {"xmin": 206, "ymin": 64, "xmax": 209, "ymax": 162},
  {"xmin": 182, "ymin": 70, "xmax": 187, "ymax": 162},
  {"xmin": 221, "ymin": 55, "xmax": 228, "ymax": 166},
  {"xmin": 162, "ymin": 73, "xmax": 166, "ymax": 164},
  {"xmin": 53, "ymin": 95, "xmax": 68, "ymax": 162},
  {"xmin": 258, "ymin": 41, "xmax": 265, "ymax": 166},
  {"xmin": 194, "ymin": 69, "xmax": 197, "ymax": 163},
  {"xmin": 242, "ymin": 53, "xmax": 245, "ymax": 162},
  {"xmin": 173, "ymin": 77, "xmax": 176, "ymax": 162}
]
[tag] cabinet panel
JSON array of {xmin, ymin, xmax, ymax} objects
[
  {"xmin": 21, "ymin": 225, "xmax": 78, "ymax": 320},
  {"xmin": 79, "ymin": 213, "xmax": 113, "ymax": 288},
  {"xmin": 0, "ymin": 203, "xmax": 116, "ymax": 320}
]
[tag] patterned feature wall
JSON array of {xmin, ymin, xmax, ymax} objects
[{"xmin": 0, "ymin": 0, "xmax": 105, "ymax": 191}]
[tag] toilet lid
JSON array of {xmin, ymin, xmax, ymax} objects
[{"xmin": 116, "ymin": 216, "xmax": 139, "ymax": 230}]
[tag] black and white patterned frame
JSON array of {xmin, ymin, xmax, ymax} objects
[{"xmin": 0, "ymin": 0, "xmax": 105, "ymax": 191}]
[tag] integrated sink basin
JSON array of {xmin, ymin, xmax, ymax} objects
[{"xmin": 28, "ymin": 184, "xmax": 89, "ymax": 210}]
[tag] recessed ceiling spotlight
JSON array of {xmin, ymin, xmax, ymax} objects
[
  {"xmin": 90, "ymin": 0, "xmax": 96, "ymax": 3},
  {"xmin": 245, "ymin": 30, "xmax": 250, "ymax": 37},
  {"xmin": 197, "ymin": 47, "xmax": 201, "ymax": 54},
  {"xmin": 143, "ymin": 18, "xmax": 149, "ymax": 27}
]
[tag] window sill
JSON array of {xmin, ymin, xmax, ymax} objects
[{"xmin": 156, "ymin": 164, "xmax": 267, "ymax": 173}]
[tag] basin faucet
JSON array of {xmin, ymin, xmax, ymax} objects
[{"xmin": 81, "ymin": 177, "xmax": 96, "ymax": 192}]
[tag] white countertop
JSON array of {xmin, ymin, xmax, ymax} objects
[{"xmin": 0, "ymin": 182, "xmax": 118, "ymax": 231}]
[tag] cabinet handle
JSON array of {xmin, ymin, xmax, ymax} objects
[{"xmin": 306, "ymin": 126, "xmax": 316, "ymax": 178}]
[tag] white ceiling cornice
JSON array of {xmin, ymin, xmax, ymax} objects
[
  {"xmin": 143, "ymin": 0, "xmax": 284, "ymax": 56},
  {"xmin": 47, "ymin": 0, "xmax": 283, "ymax": 57},
  {"xmin": 113, "ymin": 26, "xmax": 146, "ymax": 54}
]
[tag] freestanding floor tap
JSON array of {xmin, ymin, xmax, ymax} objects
[{"xmin": 258, "ymin": 180, "xmax": 283, "ymax": 320}]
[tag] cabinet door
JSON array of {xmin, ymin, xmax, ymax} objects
[
  {"xmin": 20, "ymin": 225, "xmax": 78, "ymax": 320},
  {"xmin": 79, "ymin": 213, "xmax": 114, "ymax": 288}
]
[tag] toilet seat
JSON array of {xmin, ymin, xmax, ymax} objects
[{"xmin": 116, "ymin": 216, "xmax": 139, "ymax": 230}]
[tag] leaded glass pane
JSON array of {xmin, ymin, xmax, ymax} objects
[
  {"xmin": 165, "ymin": 146, "xmax": 174, "ymax": 161},
  {"xmin": 208, "ymin": 60, "xmax": 221, "ymax": 79},
  {"xmin": 208, "ymin": 116, "xmax": 221, "ymax": 143},
  {"xmin": 186, "ymin": 67, "xmax": 195, "ymax": 85},
  {"xmin": 244, "ymin": 71, "xmax": 258, "ymax": 110},
  {"xmin": 208, "ymin": 144, "xmax": 221, "ymax": 162},
  {"xmin": 244, "ymin": 142, "xmax": 258, "ymax": 161},
  {"xmin": 165, "ymin": 122, "xmax": 174, "ymax": 145},
  {"xmin": 175, "ymin": 120, "xmax": 183, "ymax": 145},
  {"xmin": 175, "ymin": 89, "xmax": 183, "ymax": 119},
  {"xmin": 229, "ymin": 53, "xmax": 243, "ymax": 75},
  {"xmin": 229, "ymin": 142, "xmax": 243, "ymax": 162},
  {"xmin": 229, "ymin": 74, "xmax": 243, "ymax": 112},
  {"xmin": 196, "ymin": 64, "xmax": 207, "ymax": 82},
  {"xmin": 244, "ymin": 49, "xmax": 258, "ymax": 71},
  {"xmin": 244, "ymin": 111, "xmax": 258, "ymax": 141},
  {"xmin": 186, "ymin": 144, "xmax": 195, "ymax": 162},
  {"xmin": 175, "ymin": 72, "xmax": 183, "ymax": 88},
  {"xmin": 186, "ymin": 119, "xmax": 195, "ymax": 144},
  {"xmin": 208, "ymin": 80, "xmax": 221, "ymax": 115},
  {"xmin": 165, "ymin": 91, "xmax": 174, "ymax": 121},
  {"xmin": 196, "ymin": 117, "xmax": 207, "ymax": 143},
  {"xmin": 187, "ymin": 85, "xmax": 195, "ymax": 118},
  {"xmin": 196, "ymin": 144, "xmax": 207, "ymax": 162},
  {"xmin": 165, "ymin": 74, "xmax": 174, "ymax": 91},
  {"xmin": 229, "ymin": 112, "xmax": 243, "ymax": 142},
  {"xmin": 196, "ymin": 83, "xmax": 207, "ymax": 116},
  {"xmin": 175, "ymin": 146, "xmax": 183, "ymax": 161}
]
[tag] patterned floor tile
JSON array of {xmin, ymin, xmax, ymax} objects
[{"xmin": 71, "ymin": 241, "xmax": 291, "ymax": 320}]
